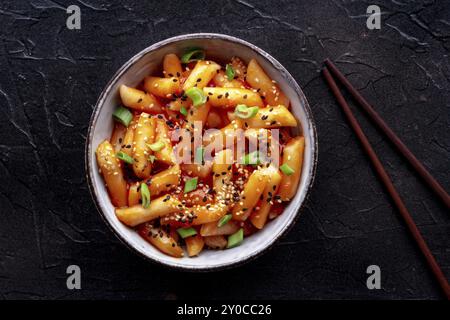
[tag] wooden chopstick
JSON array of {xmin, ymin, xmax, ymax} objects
[
  {"xmin": 324, "ymin": 59, "xmax": 450, "ymax": 210},
  {"xmin": 322, "ymin": 67, "xmax": 450, "ymax": 300}
]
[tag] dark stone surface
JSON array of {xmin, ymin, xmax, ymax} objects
[{"xmin": 0, "ymin": 0, "xmax": 449, "ymax": 300}]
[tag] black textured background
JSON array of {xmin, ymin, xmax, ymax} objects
[{"xmin": 0, "ymin": 0, "xmax": 449, "ymax": 300}]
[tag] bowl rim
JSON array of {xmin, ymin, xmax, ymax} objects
[{"xmin": 85, "ymin": 33, "xmax": 318, "ymax": 272}]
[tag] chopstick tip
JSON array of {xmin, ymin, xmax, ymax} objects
[{"xmin": 321, "ymin": 66, "xmax": 330, "ymax": 76}]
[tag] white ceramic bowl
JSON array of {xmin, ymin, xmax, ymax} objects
[{"xmin": 85, "ymin": 33, "xmax": 317, "ymax": 271}]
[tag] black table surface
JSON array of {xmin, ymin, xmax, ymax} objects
[{"xmin": 0, "ymin": 0, "xmax": 449, "ymax": 300}]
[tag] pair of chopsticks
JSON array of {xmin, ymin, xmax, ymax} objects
[{"xmin": 322, "ymin": 59, "xmax": 450, "ymax": 300}]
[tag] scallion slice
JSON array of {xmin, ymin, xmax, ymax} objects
[
  {"xmin": 241, "ymin": 151, "xmax": 262, "ymax": 166},
  {"xmin": 180, "ymin": 106, "xmax": 188, "ymax": 117},
  {"xmin": 147, "ymin": 141, "xmax": 165, "ymax": 152},
  {"xmin": 280, "ymin": 163, "xmax": 295, "ymax": 176},
  {"xmin": 148, "ymin": 155, "xmax": 156, "ymax": 163},
  {"xmin": 140, "ymin": 183, "xmax": 151, "ymax": 209},
  {"xmin": 181, "ymin": 48, "xmax": 205, "ymax": 63},
  {"xmin": 112, "ymin": 106, "xmax": 133, "ymax": 127},
  {"xmin": 217, "ymin": 214, "xmax": 232, "ymax": 228},
  {"xmin": 177, "ymin": 227, "xmax": 197, "ymax": 239},
  {"xmin": 116, "ymin": 151, "xmax": 134, "ymax": 164},
  {"xmin": 234, "ymin": 104, "xmax": 259, "ymax": 119},
  {"xmin": 226, "ymin": 64, "xmax": 235, "ymax": 81},
  {"xmin": 184, "ymin": 177, "xmax": 198, "ymax": 193},
  {"xmin": 194, "ymin": 147, "xmax": 205, "ymax": 164},
  {"xmin": 185, "ymin": 87, "xmax": 207, "ymax": 107},
  {"xmin": 227, "ymin": 228, "xmax": 244, "ymax": 248}
]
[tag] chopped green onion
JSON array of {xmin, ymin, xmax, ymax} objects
[
  {"xmin": 140, "ymin": 183, "xmax": 151, "ymax": 209},
  {"xmin": 177, "ymin": 227, "xmax": 197, "ymax": 239},
  {"xmin": 226, "ymin": 64, "xmax": 235, "ymax": 81},
  {"xmin": 217, "ymin": 214, "xmax": 232, "ymax": 228},
  {"xmin": 234, "ymin": 104, "xmax": 259, "ymax": 119},
  {"xmin": 185, "ymin": 87, "xmax": 207, "ymax": 107},
  {"xmin": 148, "ymin": 155, "xmax": 156, "ymax": 163},
  {"xmin": 112, "ymin": 106, "xmax": 133, "ymax": 127},
  {"xmin": 241, "ymin": 151, "xmax": 263, "ymax": 166},
  {"xmin": 194, "ymin": 147, "xmax": 205, "ymax": 164},
  {"xmin": 181, "ymin": 48, "xmax": 205, "ymax": 63},
  {"xmin": 180, "ymin": 106, "xmax": 188, "ymax": 117},
  {"xmin": 280, "ymin": 163, "xmax": 295, "ymax": 176},
  {"xmin": 116, "ymin": 151, "xmax": 134, "ymax": 164},
  {"xmin": 147, "ymin": 141, "xmax": 165, "ymax": 152},
  {"xmin": 227, "ymin": 228, "xmax": 244, "ymax": 248},
  {"xmin": 184, "ymin": 177, "xmax": 198, "ymax": 193}
]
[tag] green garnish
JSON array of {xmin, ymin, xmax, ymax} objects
[
  {"xmin": 112, "ymin": 106, "xmax": 133, "ymax": 127},
  {"xmin": 241, "ymin": 151, "xmax": 263, "ymax": 166},
  {"xmin": 180, "ymin": 106, "xmax": 188, "ymax": 117},
  {"xmin": 217, "ymin": 214, "xmax": 232, "ymax": 228},
  {"xmin": 181, "ymin": 48, "xmax": 205, "ymax": 63},
  {"xmin": 226, "ymin": 64, "xmax": 235, "ymax": 81},
  {"xmin": 116, "ymin": 151, "xmax": 134, "ymax": 164},
  {"xmin": 194, "ymin": 147, "xmax": 205, "ymax": 164},
  {"xmin": 177, "ymin": 227, "xmax": 197, "ymax": 239},
  {"xmin": 184, "ymin": 177, "xmax": 198, "ymax": 193},
  {"xmin": 234, "ymin": 104, "xmax": 259, "ymax": 119},
  {"xmin": 227, "ymin": 228, "xmax": 244, "ymax": 248},
  {"xmin": 147, "ymin": 141, "xmax": 165, "ymax": 152},
  {"xmin": 140, "ymin": 183, "xmax": 151, "ymax": 209},
  {"xmin": 148, "ymin": 155, "xmax": 156, "ymax": 163},
  {"xmin": 185, "ymin": 87, "xmax": 207, "ymax": 107},
  {"xmin": 280, "ymin": 163, "xmax": 295, "ymax": 176}
]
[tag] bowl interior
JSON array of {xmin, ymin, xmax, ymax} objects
[{"xmin": 87, "ymin": 34, "xmax": 316, "ymax": 270}]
